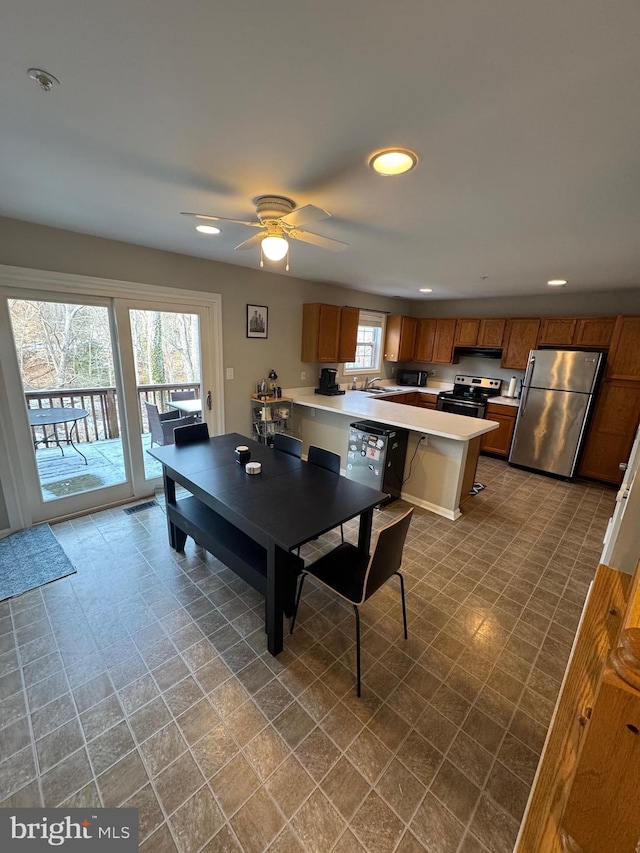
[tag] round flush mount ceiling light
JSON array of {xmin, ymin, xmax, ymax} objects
[
  {"xmin": 368, "ymin": 148, "xmax": 418, "ymax": 176},
  {"xmin": 28, "ymin": 68, "xmax": 60, "ymax": 92},
  {"xmin": 195, "ymin": 224, "xmax": 221, "ymax": 235},
  {"xmin": 547, "ymin": 279, "xmax": 567, "ymax": 287},
  {"xmin": 419, "ymin": 288, "xmax": 433, "ymax": 293}
]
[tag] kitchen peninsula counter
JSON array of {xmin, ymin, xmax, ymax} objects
[{"xmin": 286, "ymin": 388, "xmax": 499, "ymax": 520}]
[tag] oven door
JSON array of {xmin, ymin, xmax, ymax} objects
[{"xmin": 436, "ymin": 396, "xmax": 486, "ymax": 418}]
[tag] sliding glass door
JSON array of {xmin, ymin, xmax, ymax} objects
[{"xmin": 0, "ymin": 280, "xmax": 220, "ymax": 526}]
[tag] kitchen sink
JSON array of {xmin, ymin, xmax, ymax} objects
[{"xmin": 357, "ymin": 387, "xmax": 404, "ymax": 394}]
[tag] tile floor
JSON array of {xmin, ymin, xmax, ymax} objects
[{"xmin": 0, "ymin": 457, "xmax": 615, "ymax": 852}]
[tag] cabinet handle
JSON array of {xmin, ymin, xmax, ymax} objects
[{"xmin": 619, "ymin": 462, "xmax": 628, "ymax": 471}]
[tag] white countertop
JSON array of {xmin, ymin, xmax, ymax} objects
[
  {"xmin": 285, "ymin": 388, "xmax": 499, "ymax": 441},
  {"xmin": 487, "ymin": 396, "xmax": 520, "ymax": 408}
]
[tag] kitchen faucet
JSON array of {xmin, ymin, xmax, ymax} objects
[{"xmin": 365, "ymin": 377, "xmax": 382, "ymax": 390}]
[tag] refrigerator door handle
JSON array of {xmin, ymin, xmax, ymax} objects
[{"xmin": 522, "ymin": 353, "xmax": 536, "ymax": 389}]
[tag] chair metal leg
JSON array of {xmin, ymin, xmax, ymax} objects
[
  {"xmin": 395, "ymin": 571, "xmax": 408, "ymax": 639},
  {"xmin": 340, "ymin": 523, "xmax": 344, "ymax": 543},
  {"xmin": 289, "ymin": 572, "xmax": 306, "ymax": 634},
  {"xmin": 353, "ymin": 605, "xmax": 361, "ymax": 697}
]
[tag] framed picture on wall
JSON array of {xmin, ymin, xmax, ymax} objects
[{"xmin": 247, "ymin": 304, "xmax": 268, "ymax": 338}]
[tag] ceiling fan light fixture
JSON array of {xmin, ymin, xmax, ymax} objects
[
  {"xmin": 195, "ymin": 224, "xmax": 221, "ymax": 235},
  {"xmin": 368, "ymin": 148, "xmax": 418, "ymax": 176},
  {"xmin": 261, "ymin": 234, "xmax": 289, "ymax": 261}
]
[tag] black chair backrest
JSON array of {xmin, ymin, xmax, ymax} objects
[
  {"xmin": 273, "ymin": 433, "xmax": 302, "ymax": 458},
  {"xmin": 170, "ymin": 390, "xmax": 196, "ymax": 401},
  {"xmin": 361, "ymin": 509, "xmax": 414, "ymax": 602},
  {"xmin": 308, "ymin": 445, "xmax": 340, "ymax": 474},
  {"xmin": 174, "ymin": 422, "xmax": 210, "ymax": 445}
]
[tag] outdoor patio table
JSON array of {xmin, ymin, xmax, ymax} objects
[
  {"xmin": 169, "ymin": 398, "xmax": 202, "ymax": 416},
  {"xmin": 28, "ymin": 407, "xmax": 90, "ymax": 464}
]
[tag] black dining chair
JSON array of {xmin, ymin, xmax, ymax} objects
[
  {"xmin": 170, "ymin": 390, "xmax": 197, "ymax": 401},
  {"xmin": 174, "ymin": 422, "xmax": 210, "ymax": 445},
  {"xmin": 307, "ymin": 445, "xmax": 344, "ymax": 543},
  {"xmin": 290, "ymin": 508, "xmax": 414, "ymax": 696},
  {"xmin": 273, "ymin": 433, "xmax": 302, "ymax": 458}
]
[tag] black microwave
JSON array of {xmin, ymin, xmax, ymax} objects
[{"xmin": 397, "ymin": 369, "xmax": 428, "ymax": 387}]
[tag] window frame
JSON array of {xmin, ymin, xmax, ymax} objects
[{"xmin": 340, "ymin": 310, "xmax": 386, "ymax": 378}]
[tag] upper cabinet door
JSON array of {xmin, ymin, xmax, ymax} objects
[
  {"xmin": 432, "ymin": 319, "xmax": 457, "ymax": 363},
  {"xmin": 414, "ymin": 318, "xmax": 437, "ymax": 362},
  {"xmin": 301, "ymin": 303, "xmax": 341, "ymax": 363},
  {"xmin": 384, "ymin": 316, "xmax": 416, "ymax": 362},
  {"xmin": 477, "ymin": 318, "xmax": 506, "ymax": 347},
  {"xmin": 574, "ymin": 317, "xmax": 616, "ymax": 348},
  {"xmin": 337, "ymin": 306, "xmax": 358, "ymax": 363},
  {"xmin": 454, "ymin": 319, "xmax": 480, "ymax": 346},
  {"xmin": 501, "ymin": 319, "xmax": 541, "ymax": 369},
  {"xmin": 538, "ymin": 318, "xmax": 578, "ymax": 346},
  {"xmin": 607, "ymin": 316, "xmax": 640, "ymax": 380}
]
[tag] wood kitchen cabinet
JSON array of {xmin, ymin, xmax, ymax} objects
[
  {"xmin": 477, "ymin": 318, "xmax": 506, "ymax": 347},
  {"xmin": 501, "ymin": 318, "xmax": 541, "ymax": 369},
  {"xmin": 579, "ymin": 379, "xmax": 640, "ymax": 484},
  {"xmin": 538, "ymin": 318, "xmax": 577, "ymax": 346},
  {"xmin": 573, "ymin": 317, "xmax": 616, "ymax": 348},
  {"xmin": 301, "ymin": 303, "xmax": 357, "ymax": 363},
  {"xmin": 606, "ymin": 315, "xmax": 640, "ymax": 380},
  {"xmin": 384, "ymin": 315, "xmax": 417, "ymax": 362},
  {"xmin": 480, "ymin": 403, "xmax": 517, "ymax": 457},
  {"xmin": 337, "ymin": 306, "xmax": 358, "ymax": 363},
  {"xmin": 413, "ymin": 318, "xmax": 437, "ymax": 362},
  {"xmin": 431, "ymin": 318, "xmax": 457, "ymax": 363},
  {"xmin": 454, "ymin": 319, "xmax": 480, "ymax": 346}
]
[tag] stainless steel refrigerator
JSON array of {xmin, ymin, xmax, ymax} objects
[{"xmin": 509, "ymin": 349, "xmax": 604, "ymax": 478}]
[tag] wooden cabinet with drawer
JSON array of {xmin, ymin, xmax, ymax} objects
[{"xmin": 480, "ymin": 402, "xmax": 518, "ymax": 457}]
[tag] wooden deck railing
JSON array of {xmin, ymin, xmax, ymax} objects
[{"xmin": 25, "ymin": 383, "xmax": 201, "ymax": 444}]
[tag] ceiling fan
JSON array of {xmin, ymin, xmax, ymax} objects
[{"xmin": 181, "ymin": 195, "xmax": 348, "ymax": 267}]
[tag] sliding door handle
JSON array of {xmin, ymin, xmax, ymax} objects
[{"xmin": 206, "ymin": 391, "xmax": 212, "ymax": 411}]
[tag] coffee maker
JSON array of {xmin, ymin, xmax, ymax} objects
[{"xmin": 315, "ymin": 367, "xmax": 345, "ymax": 396}]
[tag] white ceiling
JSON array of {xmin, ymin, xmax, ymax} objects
[{"xmin": 1, "ymin": 1, "xmax": 640, "ymax": 300}]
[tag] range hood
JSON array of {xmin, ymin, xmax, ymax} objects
[{"xmin": 454, "ymin": 346, "xmax": 503, "ymax": 360}]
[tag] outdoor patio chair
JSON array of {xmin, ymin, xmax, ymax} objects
[
  {"xmin": 170, "ymin": 390, "xmax": 197, "ymax": 401},
  {"xmin": 143, "ymin": 400, "xmax": 197, "ymax": 447}
]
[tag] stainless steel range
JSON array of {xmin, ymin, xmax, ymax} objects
[{"xmin": 436, "ymin": 375, "xmax": 502, "ymax": 418}]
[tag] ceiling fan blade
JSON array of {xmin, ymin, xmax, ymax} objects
[
  {"xmin": 234, "ymin": 232, "xmax": 266, "ymax": 251},
  {"xmin": 289, "ymin": 229, "xmax": 349, "ymax": 252},
  {"xmin": 279, "ymin": 204, "xmax": 330, "ymax": 228},
  {"xmin": 181, "ymin": 212, "xmax": 261, "ymax": 227}
]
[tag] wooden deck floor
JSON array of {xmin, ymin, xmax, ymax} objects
[{"xmin": 35, "ymin": 435, "xmax": 162, "ymax": 500}]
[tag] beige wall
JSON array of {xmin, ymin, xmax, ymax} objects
[
  {"xmin": 0, "ymin": 216, "xmax": 409, "ymax": 437},
  {"xmin": 409, "ymin": 290, "xmax": 640, "ymax": 318}
]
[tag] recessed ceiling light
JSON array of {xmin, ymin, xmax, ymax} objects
[
  {"xmin": 195, "ymin": 224, "xmax": 221, "ymax": 235},
  {"xmin": 419, "ymin": 288, "xmax": 433, "ymax": 293},
  {"xmin": 368, "ymin": 148, "xmax": 418, "ymax": 176},
  {"xmin": 547, "ymin": 279, "xmax": 567, "ymax": 287}
]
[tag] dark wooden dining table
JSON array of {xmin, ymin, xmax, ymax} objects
[{"xmin": 148, "ymin": 432, "xmax": 386, "ymax": 654}]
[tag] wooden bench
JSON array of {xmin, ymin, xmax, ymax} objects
[{"xmin": 168, "ymin": 496, "xmax": 303, "ymax": 609}]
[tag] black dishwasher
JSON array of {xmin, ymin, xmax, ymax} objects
[{"xmin": 346, "ymin": 421, "xmax": 408, "ymax": 504}]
